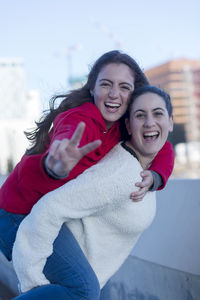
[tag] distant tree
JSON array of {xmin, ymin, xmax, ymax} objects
[{"xmin": 168, "ymin": 123, "xmax": 187, "ymax": 148}]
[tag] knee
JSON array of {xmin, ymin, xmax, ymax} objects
[
  {"xmin": 12, "ymin": 282, "xmax": 101, "ymax": 300},
  {"xmin": 12, "ymin": 284, "xmax": 72, "ymax": 300}
]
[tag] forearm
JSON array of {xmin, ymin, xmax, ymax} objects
[
  {"xmin": 149, "ymin": 171, "xmax": 163, "ymax": 191},
  {"xmin": 149, "ymin": 141, "xmax": 175, "ymax": 189}
]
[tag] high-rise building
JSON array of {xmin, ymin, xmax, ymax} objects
[
  {"xmin": 145, "ymin": 58, "xmax": 200, "ymax": 143},
  {"xmin": 0, "ymin": 58, "xmax": 41, "ymax": 174},
  {"xmin": 0, "ymin": 58, "xmax": 27, "ymax": 119}
]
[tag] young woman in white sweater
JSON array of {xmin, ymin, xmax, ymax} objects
[{"xmin": 12, "ymin": 85, "xmax": 174, "ymax": 300}]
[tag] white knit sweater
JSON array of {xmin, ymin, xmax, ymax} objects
[{"xmin": 12, "ymin": 144, "xmax": 156, "ymax": 292}]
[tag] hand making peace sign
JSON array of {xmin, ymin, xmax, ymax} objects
[{"xmin": 45, "ymin": 122, "xmax": 102, "ymax": 178}]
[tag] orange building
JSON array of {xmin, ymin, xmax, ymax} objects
[{"xmin": 145, "ymin": 59, "xmax": 200, "ymax": 142}]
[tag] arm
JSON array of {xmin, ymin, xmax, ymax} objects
[
  {"xmin": 148, "ymin": 141, "xmax": 175, "ymax": 190},
  {"xmin": 18, "ymin": 113, "xmax": 104, "ymax": 208},
  {"xmin": 34, "ymin": 107, "xmax": 103, "ymax": 183},
  {"xmin": 13, "ymin": 145, "xmax": 142, "ymax": 292}
]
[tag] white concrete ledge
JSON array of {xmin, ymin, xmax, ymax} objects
[{"xmin": 132, "ymin": 178, "xmax": 200, "ymax": 275}]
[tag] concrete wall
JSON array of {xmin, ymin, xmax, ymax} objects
[
  {"xmin": 100, "ymin": 256, "xmax": 200, "ymax": 300},
  {"xmin": 132, "ymin": 178, "xmax": 200, "ymax": 275}
]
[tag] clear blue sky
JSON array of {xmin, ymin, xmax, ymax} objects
[{"xmin": 0, "ymin": 0, "xmax": 200, "ymax": 106}]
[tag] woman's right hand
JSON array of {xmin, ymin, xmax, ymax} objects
[{"xmin": 45, "ymin": 122, "xmax": 102, "ymax": 178}]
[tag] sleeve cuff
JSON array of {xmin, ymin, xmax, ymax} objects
[
  {"xmin": 149, "ymin": 171, "xmax": 164, "ymax": 191},
  {"xmin": 43, "ymin": 158, "xmax": 69, "ymax": 180}
]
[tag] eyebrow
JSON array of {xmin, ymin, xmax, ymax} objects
[
  {"xmin": 134, "ymin": 107, "xmax": 166, "ymax": 114},
  {"xmin": 99, "ymin": 79, "xmax": 133, "ymax": 88}
]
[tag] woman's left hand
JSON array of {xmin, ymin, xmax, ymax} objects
[{"xmin": 130, "ymin": 170, "xmax": 153, "ymax": 202}]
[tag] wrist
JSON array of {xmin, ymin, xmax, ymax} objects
[
  {"xmin": 149, "ymin": 171, "xmax": 163, "ymax": 191},
  {"xmin": 44, "ymin": 158, "xmax": 69, "ymax": 179}
]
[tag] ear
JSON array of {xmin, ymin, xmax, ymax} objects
[
  {"xmin": 90, "ymin": 90, "xmax": 94, "ymax": 96},
  {"xmin": 169, "ymin": 116, "xmax": 174, "ymax": 133},
  {"xmin": 125, "ymin": 118, "xmax": 131, "ymax": 135}
]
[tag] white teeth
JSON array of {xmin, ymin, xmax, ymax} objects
[
  {"xmin": 144, "ymin": 132, "xmax": 158, "ymax": 137},
  {"xmin": 105, "ymin": 102, "xmax": 121, "ymax": 108}
]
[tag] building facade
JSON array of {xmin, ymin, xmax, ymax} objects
[
  {"xmin": 0, "ymin": 58, "xmax": 41, "ymax": 174},
  {"xmin": 145, "ymin": 58, "xmax": 200, "ymax": 143}
]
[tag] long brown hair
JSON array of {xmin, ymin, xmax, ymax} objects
[{"xmin": 25, "ymin": 50, "xmax": 149, "ymax": 155}]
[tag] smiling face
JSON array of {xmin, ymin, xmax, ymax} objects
[
  {"xmin": 126, "ymin": 92, "xmax": 173, "ymax": 160},
  {"xmin": 91, "ymin": 63, "xmax": 135, "ymax": 129}
]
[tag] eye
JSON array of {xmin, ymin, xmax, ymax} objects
[
  {"xmin": 135, "ymin": 113, "xmax": 145, "ymax": 119},
  {"xmin": 100, "ymin": 82, "xmax": 111, "ymax": 87},
  {"xmin": 154, "ymin": 111, "xmax": 164, "ymax": 117},
  {"xmin": 121, "ymin": 85, "xmax": 131, "ymax": 91}
]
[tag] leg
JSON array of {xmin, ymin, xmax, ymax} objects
[
  {"xmin": 100, "ymin": 280, "xmax": 112, "ymax": 300},
  {"xmin": 13, "ymin": 224, "xmax": 100, "ymax": 300},
  {"xmin": 44, "ymin": 224, "xmax": 100, "ymax": 299},
  {"xmin": 12, "ymin": 284, "xmax": 76, "ymax": 300},
  {"xmin": 0, "ymin": 208, "xmax": 26, "ymax": 260}
]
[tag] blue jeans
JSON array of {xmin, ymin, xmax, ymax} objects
[
  {"xmin": 0, "ymin": 208, "xmax": 100, "ymax": 300},
  {"xmin": 0, "ymin": 208, "xmax": 25, "ymax": 261}
]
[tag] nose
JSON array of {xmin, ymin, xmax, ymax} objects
[
  {"xmin": 144, "ymin": 115, "xmax": 155, "ymax": 127},
  {"xmin": 108, "ymin": 86, "xmax": 119, "ymax": 99}
]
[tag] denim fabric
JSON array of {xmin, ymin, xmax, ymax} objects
[
  {"xmin": 14, "ymin": 224, "xmax": 100, "ymax": 300},
  {"xmin": 43, "ymin": 224, "xmax": 100, "ymax": 299},
  {"xmin": 0, "ymin": 208, "xmax": 26, "ymax": 260},
  {"xmin": 0, "ymin": 209, "xmax": 100, "ymax": 299}
]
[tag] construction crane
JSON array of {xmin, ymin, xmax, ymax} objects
[{"xmin": 91, "ymin": 19, "xmax": 123, "ymax": 49}]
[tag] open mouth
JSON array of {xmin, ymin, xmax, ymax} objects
[
  {"xmin": 143, "ymin": 131, "xmax": 159, "ymax": 141},
  {"xmin": 105, "ymin": 102, "xmax": 121, "ymax": 109}
]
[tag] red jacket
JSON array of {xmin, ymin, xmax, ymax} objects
[{"xmin": 0, "ymin": 102, "xmax": 174, "ymax": 214}]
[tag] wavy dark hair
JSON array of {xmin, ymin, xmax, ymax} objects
[
  {"xmin": 25, "ymin": 50, "xmax": 149, "ymax": 155},
  {"xmin": 120, "ymin": 85, "xmax": 173, "ymax": 141}
]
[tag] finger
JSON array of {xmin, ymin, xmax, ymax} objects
[
  {"xmin": 45, "ymin": 149, "xmax": 59, "ymax": 170},
  {"xmin": 135, "ymin": 181, "xmax": 146, "ymax": 188},
  {"xmin": 80, "ymin": 140, "xmax": 102, "ymax": 156},
  {"xmin": 133, "ymin": 190, "xmax": 146, "ymax": 199},
  {"xmin": 49, "ymin": 140, "xmax": 62, "ymax": 157},
  {"xmin": 70, "ymin": 122, "xmax": 86, "ymax": 146},
  {"xmin": 48, "ymin": 139, "xmax": 70, "ymax": 162},
  {"xmin": 140, "ymin": 170, "xmax": 149, "ymax": 177},
  {"xmin": 131, "ymin": 194, "xmax": 143, "ymax": 202},
  {"xmin": 55, "ymin": 139, "xmax": 70, "ymax": 160},
  {"xmin": 132, "ymin": 197, "xmax": 143, "ymax": 202},
  {"xmin": 131, "ymin": 195, "xmax": 144, "ymax": 202},
  {"xmin": 130, "ymin": 187, "xmax": 147, "ymax": 199}
]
